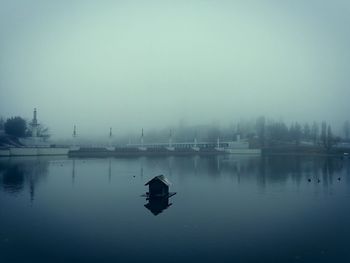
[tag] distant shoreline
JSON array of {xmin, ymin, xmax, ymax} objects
[{"xmin": 1, "ymin": 144, "xmax": 349, "ymax": 158}]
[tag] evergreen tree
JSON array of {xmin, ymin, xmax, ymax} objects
[
  {"xmin": 326, "ymin": 125, "xmax": 333, "ymax": 151},
  {"xmin": 4, "ymin": 117, "xmax": 27, "ymax": 137},
  {"xmin": 321, "ymin": 121, "xmax": 327, "ymax": 148},
  {"xmin": 311, "ymin": 122, "xmax": 319, "ymax": 145},
  {"xmin": 256, "ymin": 116, "xmax": 266, "ymax": 147},
  {"xmin": 303, "ymin": 123, "xmax": 311, "ymax": 140},
  {"xmin": 344, "ymin": 120, "xmax": 350, "ymax": 140}
]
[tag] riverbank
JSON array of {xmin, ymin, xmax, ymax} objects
[
  {"xmin": 0, "ymin": 147, "xmax": 69, "ymax": 157},
  {"xmin": 262, "ymin": 145, "xmax": 350, "ymax": 156},
  {"xmin": 68, "ymin": 147, "xmax": 261, "ymax": 157}
]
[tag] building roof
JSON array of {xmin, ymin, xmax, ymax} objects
[{"xmin": 145, "ymin": 175, "xmax": 171, "ymax": 186}]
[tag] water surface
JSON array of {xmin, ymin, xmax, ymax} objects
[{"xmin": 0, "ymin": 155, "xmax": 349, "ymax": 263}]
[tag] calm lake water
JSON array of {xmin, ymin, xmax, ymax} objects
[{"xmin": 0, "ymin": 155, "xmax": 350, "ymax": 263}]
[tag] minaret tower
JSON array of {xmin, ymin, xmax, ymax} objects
[
  {"xmin": 192, "ymin": 132, "xmax": 200, "ymax": 152},
  {"xmin": 31, "ymin": 108, "xmax": 39, "ymax": 137},
  {"xmin": 141, "ymin": 128, "xmax": 144, "ymax": 146},
  {"xmin": 106, "ymin": 127, "xmax": 115, "ymax": 151},
  {"xmin": 215, "ymin": 136, "xmax": 224, "ymax": 151},
  {"xmin": 73, "ymin": 125, "xmax": 77, "ymax": 138},
  {"xmin": 139, "ymin": 128, "xmax": 147, "ymax": 151},
  {"xmin": 167, "ymin": 129, "xmax": 175, "ymax": 151},
  {"xmin": 71, "ymin": 125, "xmax": 80, "ymax": 150}
]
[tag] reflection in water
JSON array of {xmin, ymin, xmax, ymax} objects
[
  {"xmin": 72, "ymin": 159, "xmax": 76, "ymax": 185},
  {"xmin": 1, "ymin": 164, "xmax": 25, "ymax": 193},
  {"xmin": 193, "ymin": 155, "xmax": 199, "ymax": 175},
  {"xmin": 0, "ymin": 157, "xmax": 49, "ymax": 201},
  {"xmin": 207, "ymin": 155, "xmax": 346, "ymax": 188},
  {"xmin": 0, "ymin": 155, "xmax": 350, "ymax": 263},
  {"xmin": 1, "ymin": 156, "xmax": 348, "ymax": 199},
  {"xmin": 108, "ymin": 158, "xmax": 111, "ymax": 183},
  {"xmin": 144, "ymin": 196, "xmax": 173, "ymax": 216}
]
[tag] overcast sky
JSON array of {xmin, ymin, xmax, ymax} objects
[{"xmin": 1, "ymin": 1, "xmax": 349, "ymax": 138}]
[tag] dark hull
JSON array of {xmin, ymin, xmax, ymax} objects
[{"xmin": 68, "ymin": 147, "xmax": 228, "ymax": 158}]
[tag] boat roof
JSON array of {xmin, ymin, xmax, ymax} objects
[{"xmin": 145, "ymin": 175, "xmax": 171, "ymax": 186}]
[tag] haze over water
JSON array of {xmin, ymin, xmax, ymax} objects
[
  {"xmin": 1, "ymin": 1, "xmax": 350, "ymax": 138},
  {"xmin": 1, "ymin": 155, "xmax": 350, "ymax": 262},
  {"xmin": 2, "ymin": 2, "xmax": 350, "ymax": 262}
]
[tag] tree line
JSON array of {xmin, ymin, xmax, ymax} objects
[
  {"xmin": 0, "ymin": 116, "xmax": 50, "ymax": 140},
  {"xmin": 254, "ymin": 117, "xmax": 346, "ymax": 149},
  {"xmin": 1, "ymin": 114, "xmax": 349, "ymax": 149},
  {"xmin": 117, "ymin": 117, "xmax": 350, "ymax": 150}
]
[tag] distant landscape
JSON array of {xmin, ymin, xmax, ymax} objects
[{"xmin": 1, "ymin": 114, "xmax": 350, "ymax": 155}]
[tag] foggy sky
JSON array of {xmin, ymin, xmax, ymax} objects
[{"xmin": 1, "ymin": 1, "xmax": 349, "ymax": 138}]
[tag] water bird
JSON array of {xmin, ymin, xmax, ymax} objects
[
  {"xmin": 337, "ymin": 177, "xmax": 341, "ymax": 181},
  {"xmin": 317, "ymin": 179, "xmax": 321, "ymax": 183},
  {"xmin": 307, "ymin": 178, "xmax": 311, "ymax": 182}
]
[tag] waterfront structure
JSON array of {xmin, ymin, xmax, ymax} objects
[
  {"xmin": 138, "ymin": 128, "xmax": 147, "ymax": 151},
  {"xmin": 145, "ymin": 175, "xmax": 171, "ymax": 197},
  {"xmin": 70, "ymin": 125, "xmax": 80, "ymax": 151},
  {"xmin": 106, "ymin": 127, "xmax": 115, "ymax": 151},
  {"xmin": 21, "ymin": 108, "xmax": 41, "ymax": 146},
  {"xmin": 2, "ymin": 108, "xmax": 70, "ymax": 156},
  {"xmin": 166, "ymin": 130, "xmax": 175, "ymax": 151},
  {"xmin": 215, "ymin": 137, "xmax": 224, "ymax": 151},
  {"xmin": 31, "ymin": 108, "xmax": 39, "ymax": 138},
  {"xmin": 144, "ymin": 175, "xmax": 176, "ymax": 215},
  {"xmin": 192, "ymin": 137, "xmax": 200, "ymax": 151}
]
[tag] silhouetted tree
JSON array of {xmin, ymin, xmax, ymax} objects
[
  {"xmin": 311, "ymin": 122, "xmax": 319, "ymax": 145},
  {"xmin": 290, "ymin": 122, "xmax": 302, "ymax": 145},
  {"xmin": 321, "ymin": 121, "xmax": 327, "ymax": 147},
  {"xmin": 26, "ymin": 124, "xmax": 51, "ymax": 141},
  {"xmin": 256, "ymin": 116, "xmax": 266, "ymax": 147},
  {"xmin": 326, "ymin": 125, "xmax": 334, "ymax": 151},
  {"xmin": 303, "ymin": 123, "xmax": 311, "ymax": 140},
  {"xmin": 38, "ymin": 125, "xmax": 50, "ymax": 140},
  {"xmin": 207, "ymin": 125, "xmax": 221, "ymax": 141},
  {"xmin": 267, "ymin": 121, "xmax": 289, "ymax": 142},
  {"xmin": 4, "ymin": 117, "xmax": 27, "ymax": 137},
  {"xmin": 0, "ymin": 117, "xmax": 4, "ymax": 130}
]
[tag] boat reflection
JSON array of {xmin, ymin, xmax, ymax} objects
[{"xmin": 144, "ymin": 196, "xmax": 173, "ymax": 216}]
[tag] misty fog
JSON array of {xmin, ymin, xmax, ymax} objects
[{"xmin": 1, "ymin": 1, "xmax": 350, "ymax": 139}]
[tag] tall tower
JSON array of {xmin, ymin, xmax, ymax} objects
[
  {"xmin": 31, "ymin": 108, "xmax": 39, "ymax": 137},
  {"xmin": 106, "ymin": 127, "xmax": 115, "ymax": 151},
  {"xmin": 138, "ymin": 128, "xmax": 147, "ymax": 151},
  {"xmin": 141, "ymin": 128, "xmax": 144, "ymax": 146},
  {"xmin": 166, "ymin": 129, "xmax": 175, "ymax": 151},
  {"xmin": 73, "ymin": 125, "xmax": 77, "ymax": 138},
  {"xmin": 192, "ymin": 132, "xmax": 200, "ymax": 152},
  {"xmin": 215, "ymin": 136, "xmax": 224, "ymax": 151},
  {"xmin": 72, "ymin": 125, "xmax": 77, "ymax": 147},
  {"xmin": 109, "ymin": 127, "xmax": 113, "ymax": 146},
  {"xmin": 70, "ymin": 125, "xmax": 80, "ymax": 151}
]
